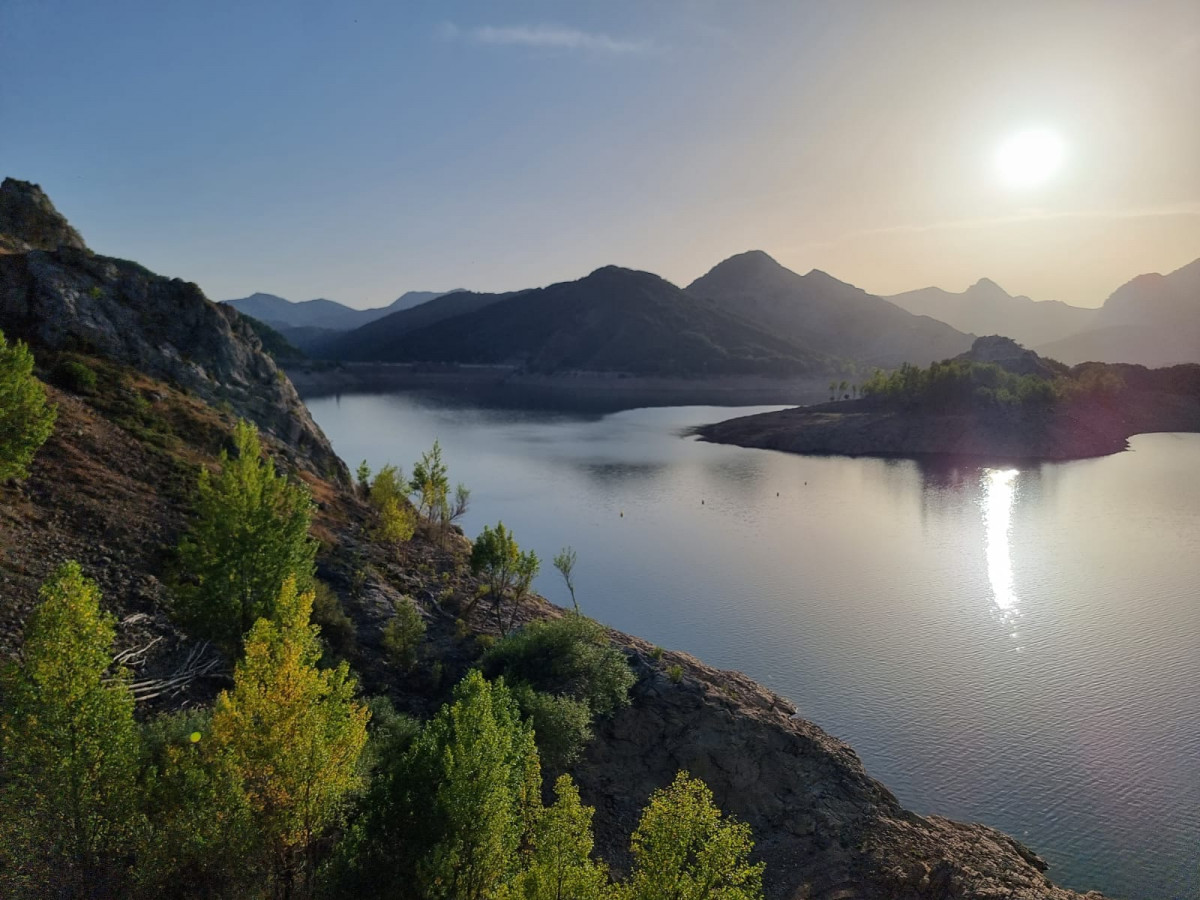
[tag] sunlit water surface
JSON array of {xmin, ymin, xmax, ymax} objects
[{"xmin": 306, "ymin": 392, "xmax": 1200, "ymax": 900}]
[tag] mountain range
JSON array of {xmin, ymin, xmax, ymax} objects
[{"xmin": 231, "ymin": 253, "xmax": 1199, "ymax": 374}]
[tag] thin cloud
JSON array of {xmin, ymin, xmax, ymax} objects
[
  {"xmin": 439, "ymin": 22, "xmax": 656, "ymax": 55},
  {"xmin": 836, "ymin": 204, "xmax": 1200, "ymax": 241}
]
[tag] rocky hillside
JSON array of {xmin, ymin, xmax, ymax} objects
[
  {"xmin": 0, "ymin": 178, "xmax": 1105, "ymax": 898},
  {"xmin": 0, "ymin": 178, "xmax": 344, "ymax": 480}
]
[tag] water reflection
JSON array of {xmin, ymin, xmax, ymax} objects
[{"xmin": 981, "ymin": 469, "xmax": 1021, "ymax": 629}]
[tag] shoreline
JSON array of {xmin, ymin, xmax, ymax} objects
[
  {"xmin": 694, "ymin": 393, "xmax": 1200, "ymax": 462},
  {"xmin": 286, "ymin": 361, "xmax": 833, "ymax": 409}
]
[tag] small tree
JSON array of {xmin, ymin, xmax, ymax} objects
[
  {"xmin": 623, "ymin": 772, "xmax": 763, "ymax": 900},
  {"xmin": 552, "ymin": 546, "xmax": 579, "ymax": 612},
  {"xmin": 409, "ymin": 439, "xmax": 449, "ymax": 520},
  {"xmin": 174, "ymin": 419, "xmax": 317, "ymax": 651},
  {"xmin": 356, "ymin": 459, "xmax": 372, "ymax": 497},
  {"xmin": 0, "ymin": 328, "xmax": 56, "ymax": 481},
  {"xmin": 501, "ymin": 774, "xmax": 609, "ymax": 900},
  {"xmin": 471, "ymin": 521, "xmax": 540, "ymax": 635},
  {"xmin": 0, "ymin": 562, "xmax": 141, "ymax": 897},
  {"xmin": 337, "ymin": 671, "xmax": 542, "ymax": 900},
  {"xmin": 370, "ymin": 464, "xmax": 417, "ymax": 544},
  {"xmin": 208, "ymin": 575, "xmax": 370, "ymax": 895},
  {"xmin": 382, "ymin": 596, "xmax": 427, "ymax": 670}
]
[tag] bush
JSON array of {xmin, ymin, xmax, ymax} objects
[
  {"xmin": 482, "ymin": 613, "xmax": 635, "ymax": 717},
  {"xmin": 510, "ymin": 683, "xmax": 593, "ymax": 771},
  {"xmin": 667, "ymin": 665, "xmax": 683, "ymax": 684},
  {"xmin": 51, "ymin": 358, "xmax": 98, "ymax": 394},
  {"xmin": 0, "ymin": 328, "xmax": 56, "ymax": 481},
  {"xmin": 382, "ymin": 597, "xmax": 426, "ymax": 670},
  {"xmin": 369, "ymin": 465, "xmax": 417, "ymax": 544}
]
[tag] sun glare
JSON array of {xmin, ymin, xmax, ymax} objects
[{"xmin": 994, "ymin": 129, "xmax": 1066, "ymax": 188}]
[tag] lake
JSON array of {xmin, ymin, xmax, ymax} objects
[{"xmin": 305, "ymin": 390, "xmax": 1200, "ymax": 900}]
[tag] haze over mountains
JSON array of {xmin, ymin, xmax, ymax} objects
[{"xmin": 886, "ymin": 278, "xmax": 1097, "ymax": 349}]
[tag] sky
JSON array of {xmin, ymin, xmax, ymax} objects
[{"xmin": 3, "ymin": 0, "xmax": 1199, "ymax": 309}]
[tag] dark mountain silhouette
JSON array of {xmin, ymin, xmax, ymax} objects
[
  {"xmin": 313, "ymin": 288, "xmax": 518, "ymax": 360},
  {"xmin": 886, "ymin": 278, "xmax": 1096, "ymax": 348},
  {"xmin": 686, "ymin": 250, "xmax": 973, "ymax": 367},
  {"xmin": 1035, "ymin": 257, "xmax": 1200, "ymax": 365},
  {"xmin": 324, "ymin": 265, "xmax": 830, "ymax": 376}
]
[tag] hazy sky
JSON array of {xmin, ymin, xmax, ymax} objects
[{"xmin": 4, "ymin": 0, "xmax": 1198, "ymax": 308}]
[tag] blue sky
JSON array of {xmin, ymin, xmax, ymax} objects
[{"xmin": 4, "ymin": 0, "xmax": 1198, "ymax": 307}]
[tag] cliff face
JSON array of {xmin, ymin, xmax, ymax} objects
[{"xmin": 0, "ymin": 179, "xmax": 345, "ymax": 481}]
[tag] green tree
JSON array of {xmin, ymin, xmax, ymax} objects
[
  {"xmin": 409, "ymin": 439, "xmax": 449, "ymax": 520},
  {"xmin": 552, "ymin": 546, "xmax": 579, "ymax": 612},
  {"xmin": 0, "ymin": 328, "xmax": 56, "ymax": 481},
  {"xmin": 470, "ymin": 521, "xmax": 540, "ymax": 635},
  {"xmin": 501, "ymin": 774, "xmax": 609, "ymax": 900},
  {"xmin": 382, "ymin": 596, "xmax": 426, "ymax": 670},
  {"xmin": 369, "ymin": 463, "xmax": 417, "ymax": 544},
  {"xmin": 0, "ymin": 562, "xmax": 141, "ymax": 897},
  {"xmin": 174, "ymin": 419, "xmax": 317, "ymax": 651},
  {"xmin": 335, "ymin": 671, "xmax": 541, "ymax": 900},
  {"xmin": 622, "ymin": 772, "xmax": 763, "ymax": 900},
  {"xmin": 355, "ymin": 459, "xmax": 371, "ymax": 497},
  {"xmin": 209, "ymin": 575, "xmax": 370, "ymax": 896}
]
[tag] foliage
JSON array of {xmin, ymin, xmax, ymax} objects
[
  {"xmin": 470, "ymin": 521, "xmax": 540, "ymax": 634},
  {"xmin": 51, "ymin": 357, "xmax": 98, "ymax": 394},
  {"xmin": 510, "ymin": 683, "xmax": 594, "ymax": 771},
  {"xmin": 668, "ymin": 664, "xmax": 684, "ymax": 684},
  {"xmin": 334, "ymin": 670, "xmax": 541, "ymax": 900},
  {"xmin": 369, "ymin": 463, "xmax": 417, "ymax": 544},
  {"xmin": 483, "ymin": 613, "xmax": 636, "ymax": 718},
  {"xmin": 553, "ymin": 545, "xmax": 579, "ymax": 612},
  {"xmin": 209, "ymin": 576, "xmax": 370, "ymax": 896},
  {"xmin": 624, "ymin": 772, "xmax": 764, "ymax": 900},
  {"xmin": 174, "ymin": 419, "xmax": 318, "ymax": 652},
  {"xmin": 355, "ymin": 459, "xmax": 371, "ymax": 496},
  {"xmin": 860, "ymin": 359, "xmax": 1057, "ymax": 411},
  {"xmin": 0, "ymin": 328, "xmax": 57, "ymax": 481},
  {"xmin": 499, "ymin": 775, "xmax": 609, "ymax": 900},
  {"xmin": 409, "ymin": 440, "xmax": 470, "ymax": 542},
  {"xmin": 136, "ymin": 708, "xmax": 256, "ymax": 898},
  {"xmin": 382, "ymin": 596, "xmax": 426, "ymax": 670},
  {"xmin": 0, "ymin": 562, "xmax": 141, "ymax": 897}
]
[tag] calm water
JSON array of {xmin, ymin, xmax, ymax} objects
[{"xmin": 307, "ymin": 391, "xmax": 1200, "ymax": 900}]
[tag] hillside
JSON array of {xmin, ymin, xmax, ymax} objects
[
  {"xmin": 325, "ymin": 265, "xmax": 831, "ymax": 376},
  {"xmin": 1035, "ymin": 257, "xmax": 1200, "ymax": 365},
  {"xmin": 887, "ymin": 278, "xmax": 1096, "ymax": 348},
  {"xmin": 686, "ymin": 250, "xmax": 974, "ymax": 368},
  {"xmin": 0, "ymin": 177, "xmax": 1103, "ymax": 899}
]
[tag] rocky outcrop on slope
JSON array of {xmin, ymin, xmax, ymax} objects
[
  {"xmin": 0, "ymin": 178, "xmax": 345, "ymax": 480},
  {"xmin": 956, "ymin": 335, "xmax": 1060, "ymax": 377},
  {"xmin": 0, "ymin": 178, "xmax": 87, "ymax": 253},
  {"xmin": 579, "ymin": 637, "xmax": 1102, "ymax": 900}
]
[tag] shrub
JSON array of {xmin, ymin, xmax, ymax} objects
[
  {"xmin": 51, "ymin": 358, "xmax": 97, "ymax": 394},
  {"xmin": 382, "ymin": 597, "xmax": 426, "ymax": 670},
  {"xmin": 470, "ymin": 521, "xmax": 539, "ymax": 635},
  {"xmin": 0, "ymin": 328, "xmax": 56, "ymax": 481},
  {"xmin": 312, "ymin": 581, "xmax": 356, "ymax": 659},
  {"xmin": 667, "ymin": 665, "xmax": 683, "ymax": 684},
  {"xmin": 482, "ymin": 613, "xmax": 635, "ymax": 718},
  {"xmin": 510, "ymin": 683, "xmax": 593, "ymax": 771},
  {"xmin": 369, "ymin": 464, "xmax": 417, "ymax": 544}
]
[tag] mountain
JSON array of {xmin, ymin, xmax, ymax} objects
[
  {"xmin": 686, "ymin": 250, "xmax": 973, "ymax": 368},
  {"xmin": 1034, "ymin": 257, "xmax": 1200, "ymax": 365},
  {"xmin": 325, "ymin": 265, "xmax": 830, "ymax": 376},
  {"xmin": 223, "ymin": 288, "xmax": 464, "ymax": 333},
  {"xmin": 0, "ymin": 177, "xmax": 343, "ymax": 478},
  {"xmin": 886, "ymin": 278, "xmax": 1096, "ymax": 348}
]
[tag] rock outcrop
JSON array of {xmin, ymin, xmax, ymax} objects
[
  {"xmin": 956, "ymin": 335, "xmax": 1059, "ymax": 378},
  {"xmin": 0, "ymin": 178, "xmax": 345, "ymax": 481}
]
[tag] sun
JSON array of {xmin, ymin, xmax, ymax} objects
[{"xmin": 994, "ymin": 129, "xmax": 1066, "ymax": 188}]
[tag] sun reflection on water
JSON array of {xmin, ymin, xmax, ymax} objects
[{"xmin": 981, "ymin": 468, "xmax": 1021, "ymax": 635}]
